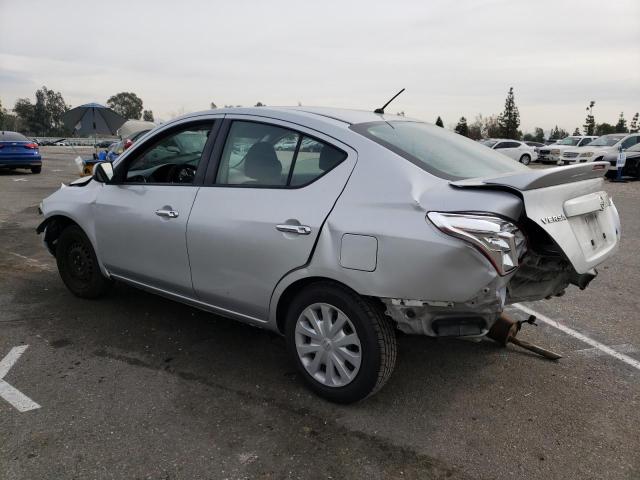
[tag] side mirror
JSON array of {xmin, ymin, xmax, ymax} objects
[{"xmin": 94, "ymin": 162, "xmax": 114, "ymax": 183}]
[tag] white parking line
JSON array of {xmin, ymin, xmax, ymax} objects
[
  {"xmin": 513, "ymin": 303, "xmax": 640, "ymax": 372},
  {"xmin": 0, "ymin": 345, "xmax": 41, "ymax": 412},
  {"xmin": 8, "ymin": 252, "xmax": 54, "ymax": 271}
]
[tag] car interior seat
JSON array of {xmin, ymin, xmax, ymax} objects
[{"xmin": 243, "ymin": 142, "xmax": 283, "ymax": 185}]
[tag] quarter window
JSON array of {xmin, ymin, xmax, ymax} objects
[
  {"xmin": 290, "ymin": 138, "xmax": 347, "ymax": 186},
  {"xmin": 215, "ymin": 121, "xmax": 346, "ymax": 187}
]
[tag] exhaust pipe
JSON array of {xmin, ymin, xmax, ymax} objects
[{"xmin": 488, "ymin": 313, "xmax": 562, "ymax": 361}]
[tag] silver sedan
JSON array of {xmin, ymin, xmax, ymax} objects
[{"xmin": 37, "ymin": 107, "xmax": 620, "ymax": 403}]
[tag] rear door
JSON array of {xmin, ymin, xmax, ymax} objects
[{"xmin": 187, "ymin": 117, "xmax": 357, "ymax": 320}]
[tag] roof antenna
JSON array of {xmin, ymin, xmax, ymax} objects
[{"xmin": 374, "ymin": 88, "xmax": 405, "ymax": 114}]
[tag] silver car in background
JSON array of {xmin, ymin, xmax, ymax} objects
[{"xmin": 37, "ymin": 107, "xmax": 620, "ymax": 403}]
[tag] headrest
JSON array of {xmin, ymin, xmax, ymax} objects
[{"xmin": 244, "ymin": 142, "xmax": 282, "ymax": 183}]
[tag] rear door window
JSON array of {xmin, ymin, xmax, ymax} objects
[{"xmin": 215, "ymin": 121, "xmax": 346, "ymax": 187}]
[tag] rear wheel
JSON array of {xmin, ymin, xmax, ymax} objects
[
  {"xmin": 31, "ymin": 166, "xmax": 42, "ymax": 174},
  {"xmin": 285, "ymin": 281, "xmax": 397, "ymax": 403},
  {"xmin": 56, "ymin": 225, "xmax": 111, "ymax": 298},
  {"xmin": 519, "ymin": 154, "xmax": 531, "ymax": 166}
]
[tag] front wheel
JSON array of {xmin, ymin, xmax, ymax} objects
[
  {"xmin": 31, "ymin": 166, "xmax": 42, "ymax": 174},
  {"xmin": 519, "ymin": 154, "xmax": 531, "ymax": 166},
  {"xmin": 56, "ymin": 225, "xmax": 111, "ymax": 298},
  {"xmin": 285, "ymin": 282, "xmax": 397, "ymax": 403}
]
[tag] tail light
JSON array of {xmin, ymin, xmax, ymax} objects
[
  {"xmin": 25, "ymin": 143, "xmax": 38, "ymax": 149},
  {"xmin": 427, "ymin": 212, "xmax": 527, "ymax": 276}
]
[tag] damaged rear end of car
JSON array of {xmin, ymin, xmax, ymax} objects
[
  {"xmin": 385, "ymin": 162, "xmax": 620, "ymax": 338},
  {"xmin": 346, "ymin": 120, "xmax": 620, "ymax": 340}
]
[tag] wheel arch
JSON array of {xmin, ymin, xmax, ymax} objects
[
  {"xmin": 274, "ymin": 276, "xmax": 364, "ymax": 334},
  {"xmin": 37, "ymin": 214, "xmax": 81, "ymax": 256}
]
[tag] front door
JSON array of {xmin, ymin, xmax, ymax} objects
[
  {"xmin": 94, "ymin": 121, "xmax": 216, "ymax": 296},
  {"xmin": 187, "ymin": 118, "xmax": 356, "ymax": 320}
]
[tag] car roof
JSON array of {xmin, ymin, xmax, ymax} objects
[{"xmin": 171, "ymin": 106, "xmax": 418, "ymax": 128}]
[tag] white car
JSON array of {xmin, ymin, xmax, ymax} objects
[
  {"xmin": 480, "ymin": 139, "xmax": 537, "ymax": 165},
  {"xmin": 548, "ymin": 136, "xmax": 598, "ymax": 164},
  {"xmin": 559, "ymin": 133, "xmax": 640, "ymax": 171}
]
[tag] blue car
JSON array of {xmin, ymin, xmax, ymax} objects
[{"xmin": 0, "ymin": 131, "xmax": 42, "ymax": 173}]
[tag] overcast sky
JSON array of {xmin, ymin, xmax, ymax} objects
[{"xmin": 1, "ymin": 0, "xmax": 639, "ymax": 133}]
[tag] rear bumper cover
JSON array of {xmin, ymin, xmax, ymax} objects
[{"xmin": 0, "ymin": 155, "xmax": 42, "ymax": 167}]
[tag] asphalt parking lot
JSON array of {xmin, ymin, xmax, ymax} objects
[{"xmin": 1, "ymin": 148, "xmax": 638, "ymax": 480}]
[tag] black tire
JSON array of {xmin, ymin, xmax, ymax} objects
[
  {"xmin": 519, "ymin": 154, "xmax": 531, "ymax": 166},
  {"xmin": 56, "ymin": 225, "xmax": 111, "ymax": 299},
  {"xmin": 285, "ymin": 281, "xmax": 397, "ymax": 403},
  {"xmin": 31, "ymin": 166, "xmax": 42, "ymax": 174}
]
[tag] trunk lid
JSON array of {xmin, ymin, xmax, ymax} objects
[
  {"xmin": 0, "ymin": 141, "xmax": 37, "ymax": 156},
  {"xmin": 451, "ymin": 162, "xmax": 620, "ymax": 274}
]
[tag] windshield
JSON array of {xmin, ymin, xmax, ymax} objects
[
  {"xmin": 351, "ymin": 121, "xmax": 527, "ymax": 180},
  {"xmin": 558, "ymin": 137, "xmax": 581, "ymax": 146},
  {"xmin": 480, "ymin": 139, "xmax": 498, "ymax": 148},
  {"xmin": 589, "ymin": 135, "xmax": 625, "ymax": 146}
]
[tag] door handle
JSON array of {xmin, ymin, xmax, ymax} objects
[
  {"xmin": 276, "ymin": 224, "xmax": 311, "ymax": 235},
  {"xmin": 155, "ymin": 208, "xmax": 179, "ymax": 218}
]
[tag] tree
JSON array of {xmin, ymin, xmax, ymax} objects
[
  {"xmin": 34, "ymin": 86, "xmax": 69, "ymax": 135},
  {"xmin": 210, "ymin": 102, "xmax": 217, "ymax": 109},
  {"xmin": 583, "ymin": 100, "xmax": 596, "ymax": 135},
  {"xmin": 13, "ymin": 98, "xmax": 34, "ymax": 133},
  {"xmin": 454, "ymin": 117, "xmax": 469, "ymax": 137},
  {"xmin": 534, "ymin": 127, "xmax": 545, "ymax": 143},
  {"xmin": 573, "ymin": 127, "xmax": 580, "ymax": 136},
  {"xmin": 615, "ymin": 112, "xmax": 628, "ymax": 133},
  {"xmin": 549, "ymin": 125, "xmax": 569, "ymax": 140},
  {"xmin": 497, "ymin": 87, "xmax": 520, "ymax": 139},
  {"xmin": 435, "ymin": 116, "xmax": 444, "ymax": 127},
  {"xmin": 468, "ymin": 115, "xmax": 483, "ymax": 140},
  {"xmin": 630, "ymin": 113, "xmax": 639, "ymax": 133},
  {"xmin": 107, "ymin": 92, "xmax": 143, "ymax": 119},
  {"xmin": 12, "ymin": 86, "xmax": 69, "ymax": 136},
  {"xmin": 255, "ymin": 102, "xmax": 265, "ymax": 107},
  {"xmin": 142, "ymin": 110, "xmax": 154, "ymax": 122},
  {"xmin": 595, "ymin": 123, "xmax": 616, "ymax": 135},
  {"xmin": 483, "ymin": 115, "xmax": 501, "ymax": 138}
]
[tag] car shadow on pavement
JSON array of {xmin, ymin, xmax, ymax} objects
[{"xmin": 10, "ymin": 268, "xmax": 527, "ymax": 412}]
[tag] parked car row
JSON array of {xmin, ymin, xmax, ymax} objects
[
  {"xmin": 557, "ymin": 133, "xmax": 640, "ymax": 178},
  {"xmin": 537, "ymin": 136, "xmax": 598, "ymax": 164}
]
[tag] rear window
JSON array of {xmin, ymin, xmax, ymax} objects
[
  {"xmin": 351, "ymin": 121, "xmax": 527, "ymax": 180},
  {"xmin": 0, "ymin": 131, "xmax": 28, "ymax": 142}
]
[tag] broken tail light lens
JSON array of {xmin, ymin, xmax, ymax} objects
[{"xmin": 427, "ymin": 212, "xmax": 526, "ymax": 276}]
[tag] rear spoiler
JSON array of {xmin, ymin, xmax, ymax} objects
[{"xmin": 451, "ymin": 162, "xmax": 608, "ymax": 191}]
